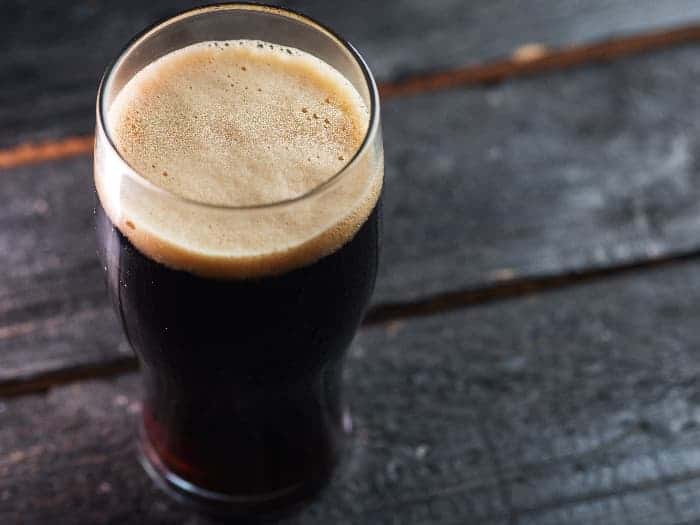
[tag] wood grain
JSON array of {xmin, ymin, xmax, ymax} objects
[
  {"xmin": 6, "ymin": 45, "xmax": 700, "ymax": 391},
  {"xmin": 380, "ymin": 43, "xmax": 700, "ymax": 302},
  {"xmin": 4, "ymin": 259, "xmax": 700, "ymax": 523},
  {"xmin": 3, "ymin": 0, "xmax": 700, "ymax": 147}
]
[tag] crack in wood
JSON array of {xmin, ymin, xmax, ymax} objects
[
  {"xmin": 364, "ymin": 249, "xmax": 700, "ymax": 325},
  {"xmin": 0, "ymin": 357, "xmax": 137, "ymax": 398}
]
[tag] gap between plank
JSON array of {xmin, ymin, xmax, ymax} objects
[
  {"xmin": 365, "ymin": 250, "xmax": 700, "ymax": 325},
  {"xmin": 0, "ymin": 135, "xmax": 94, "ymax": 170},
  {"xmin": 2, "ymin": 250, "xmax": 699, "ymax": 399},
  {"xmin": 380, "ymin": 23, "xmax": 700, "ymax": 98},
  {"xmin": 0, "ymin": 357, "xmax": 138, "ymax": 398},
  {"xmin": 3, "ymin": 23, "xmax": 700, "ymax": 170}
]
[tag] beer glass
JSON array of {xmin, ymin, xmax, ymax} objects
[{"xmin": 94, "ymin": 3, "xmax": 382, "ymax": 518}]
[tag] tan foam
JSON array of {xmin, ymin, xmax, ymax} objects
[{"xmin": 96, "ymin": 40, "xmax": 382, "ymax": 278}]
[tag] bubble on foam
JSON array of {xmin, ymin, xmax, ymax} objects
[{"xmin": 97, "ymin": 39, "xmax": 382, "ymax": 279}]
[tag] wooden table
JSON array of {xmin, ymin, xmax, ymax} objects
[{"xmin": 4, "ymin": 1, "xmax": 700, "ymax": 523}]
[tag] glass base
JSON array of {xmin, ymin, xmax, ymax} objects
[{"xmin": 137, "ymin": 415, "xmax": 353, "ymax": 521}]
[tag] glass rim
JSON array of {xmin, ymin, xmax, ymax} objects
[{"xmin": 96, "ymin": 2, "xmax": 380, "ymax": 212}]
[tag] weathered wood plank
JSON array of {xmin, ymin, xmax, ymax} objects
[
  {"xmin": 380, "ymin": 43, "xmax": 700, "ymax": 302},
  {"xmin": 5, "ymin": 44, "xmax": 700, "ymax": 386},
  {"xmin": 4, "ymin": 259, "xmax": 700, "ymax": 523},
  {"xmin": 3, "ymin": 0, "xmax": 700, "ymax": 146}
]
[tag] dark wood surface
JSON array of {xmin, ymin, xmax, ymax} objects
[
  {"xmin": 7, "ymin": 44, "xmax": 700, "ymax": 389},
  {"xmin": 3, "ymin": 0, "xmax": 700, "ymax": 147},
  {"xmin": 4, "ymin": 260, "xmax": 700, "ymax": 524},
  {"xmin": 5, "ymin": 1, "xmax": 700, "ymax": 524}
]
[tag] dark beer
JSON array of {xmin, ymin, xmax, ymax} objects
[
  {"xmin": 94, "ymin": 26, "xmax": 383, "ymax": 517},
  {"xmin": 96, "ymin": 200, "xmax": 379, "ymax": 512}
]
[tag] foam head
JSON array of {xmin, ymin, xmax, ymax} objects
[{"xmin": 96, "ymin": 40, "xmax": 383, "ymax": 278}]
